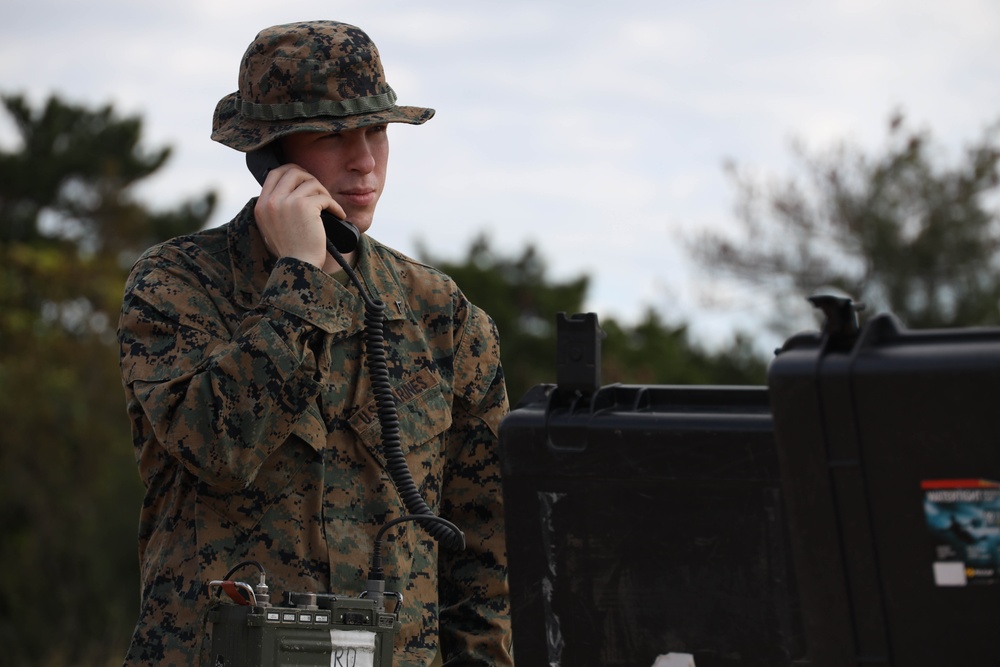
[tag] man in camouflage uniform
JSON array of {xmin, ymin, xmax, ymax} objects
[{"xmin": 117, "ymin": 20, "xmax": 513, "ymax": 666}]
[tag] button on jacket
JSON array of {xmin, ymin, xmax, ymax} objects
[{"xmin": 117, "ymin": 200, "xmax": 513, "ymax": 666}]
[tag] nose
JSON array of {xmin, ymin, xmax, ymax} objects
[{"xmin": 344, "ymin": 130, "xmax": 376, "ymax": 173}]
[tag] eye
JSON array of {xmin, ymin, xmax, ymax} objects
[{"xmin": 367, "ymin": 124, "xmax": 388, "ymax": 135}]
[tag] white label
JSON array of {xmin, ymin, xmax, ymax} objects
[
  {"xmin": 934, "ymin": 561, "xmax": 968, "ymax": 587},
  {"xmin": 652, "ymin": 654, "xmax": 697, "ymax": 667},
  {"xmin": 329, "ymin": 629, "xmax": 376, "ymax": 667}
]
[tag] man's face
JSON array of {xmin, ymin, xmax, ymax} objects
[{"xmin": 281, "ymin": 125, "xmax": 389, "ymax": 234}]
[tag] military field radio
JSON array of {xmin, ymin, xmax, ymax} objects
[
  {"xmin": 206, "ymin": 515, "xmax": 461, "ymax": 667},
  {"xmin": 207, "ymin": 565, "xmax": 398, "ymax": 667}
]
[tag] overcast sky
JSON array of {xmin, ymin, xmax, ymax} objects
[{"xmin": 3, "ymin": 0, "xmax": 999, "ymax": 353}]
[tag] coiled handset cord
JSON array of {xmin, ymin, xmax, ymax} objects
[{"xmin": 327, "ymin": 239, "xmax": 465, "ymax": 553}]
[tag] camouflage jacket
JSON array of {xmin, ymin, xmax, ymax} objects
[{"xmin": 117, "ymin": 201, "xmax": 513, "ymax": 666}]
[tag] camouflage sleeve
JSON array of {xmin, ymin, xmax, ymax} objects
[
  {"xmin": 438, "ymin": 304, "xmax": 515, "ymax": 665},
  {"xmin": 119, "ymin": 252, "xmax": 339, "ymax": 490}
]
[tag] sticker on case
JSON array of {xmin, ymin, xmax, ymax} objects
[{"xmin": 922, "ymin": 479, "xmax": 1000, "ymax": 586}]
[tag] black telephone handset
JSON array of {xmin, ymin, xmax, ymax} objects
[{"xmin": 246, "ymin": 145, "xmax": 360, "ymax": 254}]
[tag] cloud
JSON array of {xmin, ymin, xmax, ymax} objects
[{"xmin": 2, "ymin": 0, "xmax": 999, "ymax": 348}]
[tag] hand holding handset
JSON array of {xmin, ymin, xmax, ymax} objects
[{"xmin": 246, "ymin": 144, "xmax": 360, "ymax": 254}]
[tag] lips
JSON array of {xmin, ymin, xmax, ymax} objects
[{"xmin": 339, "ymin": 188, "xmax": 377, "ymax": 208}]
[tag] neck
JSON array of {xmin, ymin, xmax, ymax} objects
[{"xmin": 324, "ymin": 249, "xmax": 356, "ymax": 275}]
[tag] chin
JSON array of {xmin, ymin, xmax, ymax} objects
[{"xmin": 349, "ymin": 217, "xmax": 373, "ymax": 234}]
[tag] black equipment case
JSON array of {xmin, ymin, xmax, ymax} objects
[
  {"xmin": 499, "ymin": 316, "xmax": 805, "ymax": 666},
  {"xmin": 768, "ymin": 301, "xmax": 1000, "ymax": 666}
]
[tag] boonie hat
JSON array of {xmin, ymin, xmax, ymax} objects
[{"xmin": 212, "ymin": 21, "xmax": 434, "ymax": 152}]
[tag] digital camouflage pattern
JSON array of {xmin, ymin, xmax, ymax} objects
[
  {"xmin": 117, "ymin": 201, "xmax": 513, "ymax": 666},
  {"xmin": 212, "ymin": 21, "xmax": 435, "ymax": 153}
]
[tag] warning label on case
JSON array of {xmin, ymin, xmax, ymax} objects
[{"xmin": 922, "ymin": 479, "xmax": 1000, "ymax": 586}]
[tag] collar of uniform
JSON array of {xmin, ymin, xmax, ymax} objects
[
  {"xmin": 227, "ymin": 200, "xmax": 409, "ymax": 325},
  {"xmin": 351, "ymin": 236, "xmax": 411, "ymax": 324}
]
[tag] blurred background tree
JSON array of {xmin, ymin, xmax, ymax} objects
[
  {"xmin": 693, "ymin": 113, "xmax": 1000, "ymax": 334},
  {"xmin": 420, "ymin": 236, "xmax": 767, "ymax": 404},
  {"xmin": 0, "ymin": 92, "xmax": 767, "ymax": 666},
  {"xmin": 23, "ymin": 93, "xmax": 999, "ymax": 666},
  {"xmin": 10, "ymin": 91, "xmax": 999, "ymax": 667},
  {"xmin": 0, "ymin": 93, "xmax": 215, "ymax": 666}
]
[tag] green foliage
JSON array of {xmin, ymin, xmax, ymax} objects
[
  {"xmin": 601, "ymin": 311, "xmax": 766, "ymax": 387},
  {"xmin": 0, "ymin": 94, "xmax": 214, "ymax": 666},
  {"xmin": 0, "ymin": 92, "xmax": 766, "ymax": 667},
  {"xmin": 694, "ymin": 112, "xmax": 1000, "ymax": 331},
  {"xmin": 421, "ymin": 235, "xmax": 767, "ymax": 404}
]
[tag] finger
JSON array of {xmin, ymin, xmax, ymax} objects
[
  {"xmin": 276, "ymin": 165, "xmax": 349, "ymax": 222},
  {"xmin": 263, "ymin": 163, "xmax": 323, "ymax": 198},
  {"xmin": 322, "ymin": 197, "xmax": 349, "ymax": 222}
]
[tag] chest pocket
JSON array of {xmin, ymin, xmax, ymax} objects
[
  {"xmin": 195, "ymin": 403, "xmax": 325, "ymax": 537},
  {"xmin": 349, "ymin": 367, "xmax": 452, "ymax": 468}
]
